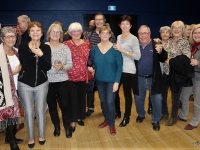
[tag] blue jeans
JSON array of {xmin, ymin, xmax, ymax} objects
[
  {"xmin": 134, "ymin": 76, "xmax": 162, "ymax": 123},
  {"xmin": 18, "ymin": 81, "xmax": 48, "ymax": 141},
  {"xmin": 96, "ymin": 81, "xmax": 116, "ymax": 126}
]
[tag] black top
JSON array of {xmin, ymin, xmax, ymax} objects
[{"xmin": 18, "ymin": 42, "xmax": 51, "ymax": 87}]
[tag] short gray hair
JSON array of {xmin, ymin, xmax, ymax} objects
[
  {"xmin": 0, "ymin": 26, "xmax": 17, "ymax": 38},
  {"xmin": 68, "ymin": 22, "xmax": 82, "ymax": 33},
  {"xmin": 138, "ymin": 25, "xmax": 151, "ymax": 33},
  {"xmin": 159, "ymin": 26, "xmax": 171, "ymax": 33},
  {"xmin": 17, "ymin": 15, "xmax": 31, "ymax": 24}
]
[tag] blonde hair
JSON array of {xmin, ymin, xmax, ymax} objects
[
  {"xmin": 171, "ymin": 20, "xmax": 185, "ymax": 36},
  {"xmin": 99, "ymin": 26, "xmax": 112, "ymax": 34},
  {"xmin": 46, "ymin": 23, "xmax": 63, "ymax": 42},
  {"xmin": 189, "ymin": 24, "xmax": 200, "ymax": 44}
]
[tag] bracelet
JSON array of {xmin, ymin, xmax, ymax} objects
[{"xmin": 126, "ymin": 51, "xmax": 129, "ymax": 55}]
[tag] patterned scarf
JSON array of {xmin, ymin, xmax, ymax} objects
[{"xmin": 191, "ymin": 42, "xmax": 200, "ymax": 57}]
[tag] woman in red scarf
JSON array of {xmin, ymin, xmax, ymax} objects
[
  {"xmin": 0, "ymin": 26, "xmax": 22, "ymax": 150},
  {"xmin": 178, "ymin": 24, "xmax": 200, "ymax": 130}
]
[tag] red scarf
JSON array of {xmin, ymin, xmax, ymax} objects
[{"xmin": 191, "ymin": 42, "xmax": 200, "ymax": 57}]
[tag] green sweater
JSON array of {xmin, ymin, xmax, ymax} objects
[{"xmin": 90, "ymin": 45, "xmax": 123, "ymax": 83}]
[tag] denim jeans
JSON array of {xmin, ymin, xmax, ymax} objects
[
  {"xmin": 18, "ymin": 81, "xmax": 48, "ymax": 141},
  {"xmin": 134, "ymin": 76, "xmax": 162, "ymax": 123},
  {"xmin": 87, "ymin": 92, "xmax": 94, "ymax": 110},
  {"xmin": 96, "ymin": 80, "xmax": 116, "ymax": 126}
]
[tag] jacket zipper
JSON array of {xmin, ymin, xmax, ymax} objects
[
  {"xmin": 41, "ymin": 70, "xmax": 46, "ymax": 78},
  {"xmin": 19, "ymin": 71, "xmax": 25, "ymax": 79},
  {"xmin": 35, "ymin": 57, "xmax": 38, "ymax": 86}
]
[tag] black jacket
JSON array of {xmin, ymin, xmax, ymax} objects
[
  {"xmin": 169, "ymin": 55, "xmax": 194, "ymax": 92},
  {"xmin": 18, "ymin": 42, "xmax": 51, "ymax": 87},
  {"xmin": 133, "ymin": 41, "xmax": 168, "ymax": 96}
]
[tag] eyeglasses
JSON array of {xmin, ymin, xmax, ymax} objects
[
  {"xmin": 173, "ymin": 26, "xmax": 182, "ymax": 30},
  {"xmin": 100, "ymin": 31, "xmax": 110, "ymax": 35},
  {"xmin": 193, "ymin": 32, "xmax": 200, "ymax": 35},
  {"xmin": 51, "ymin": 31, "xmax": 60, "ymax": 35},
  {"xmin": 95, "ymin": 19, "xmax": 104, "ymax": 21},
  {"xmin": 4, "ymin": 35, "xmax": 16, "ymax": 39},
  {"xmin": 138, "ymin": 32, "xmax": 149, "ymax": 35},
  {"xmin": 71, "ymin": 30, "xmax": 82, "ymax": 34}
]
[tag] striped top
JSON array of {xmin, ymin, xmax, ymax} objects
[{"xmin": 89, "ymin": 31, "xmax": 101, "ymax": 46}]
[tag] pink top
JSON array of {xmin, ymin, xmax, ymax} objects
[{"xmin": 63, "ymin": 40, "xmax": 91, "ymax": 82}]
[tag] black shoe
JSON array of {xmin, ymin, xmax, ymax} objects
[
  {"xmin": 178, "ymin": 100, "xmax": 182, "ymax": 108},
  {"xmin": 136, "ymin": 116, "xmax": 145, "ymax": 123},
  {"xmin": 70, "ymin": 126, "xmax": 76, "ymax": 133},
  {"xmin": 28, "ymin": 142, "xmax": 35, "ymax": 149},
  {"xmin": 86, "ymin": 109, "xmax": 94, "ymax": 117},
  {"xmin": 119, "ymin": 115, "xmax": 129, "ymax": 127},
  {"xmin": 77, "ymin": 120, "xmax": 84, "ymax": 126},
  {"xmin": 53, "ymin": 127, "xmax": 60, "ymax": 137},
  {"xmin": 5, "ymin": 137, "xmax": 23, "ymax": 144},
  {"xmin": 66, "ymin": 128, "xmax": 72, "ymax": 138},
  {"xmin": 152, "ymin": 122, "xmax": 160, "ymax": 131},
  {"xmin": 147, "ymin": 106, "xmax": 152, "ymax": 114},
  {"xmin": 9, "ymin": 141, "xmax": 20, "ymax": 150},
  {"xmin": 115, "ymin": 111, "xmax": 121, "ymax": 119},
  {"xmin": 39, "ymin": 140, "xmax": 46, "ymax": 145}
]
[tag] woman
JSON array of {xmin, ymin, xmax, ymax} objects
[
  {"xmin": 17, "ymin": 21, "xmax": 51, "ymax": 148},
  {"xmin": 164, "ymin": 21, "xmax": 192, "ymax": 126},
  {"xmin": 113, "ymin": 15, "xmax": 141, "ymax": 127},
  {"xmin": 184, "ymin": 24, "xmax": 191, "ymax": 39},
  {"xmin": 89, "ymin": 26, "xmax": 123, "ymax": 135},
  {"xmin": 178, "ymin": 24, "xmax": 200, "ymax": 130},
  {"xmin": 46, "ymin": 23, "xmax": 72, "ymax": 138},
  {"xmin": 159, "ymin": 26, "xmax": 171, "ymax": 120},
  {"xmin": 63, "ymin": 22, "xmax": 91, "ymax": 132},
  {"xmin": 0, "ymin": 26, "xmax": 22, "ymax": 150}
]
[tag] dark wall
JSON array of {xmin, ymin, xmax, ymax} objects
[{"xmin": 0, "ymin": 0, "xmax": 199, "ymax": 38}]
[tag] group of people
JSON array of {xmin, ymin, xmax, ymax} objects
[{"xmin": 0, "ymin": 12, "xmax": 199, "ymax": 150}]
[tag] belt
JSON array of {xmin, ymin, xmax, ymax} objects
[{"xmin": 138, "ymin": 75, "xmax": 152, "ymax": 78}]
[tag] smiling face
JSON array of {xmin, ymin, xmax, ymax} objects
[
  {"xmin": 138, "ymin": 26, "xmax": 151, "ymax": 46},
  {"xmin": 94, "ymin": 15, "xmax": 106, "ymax": 29},
  {"xmin": 2, "ymin": 32, "xmax": 16, "ymax": 48},
  {"xmin": 29, "ymin": 25, "xmax": 43, "ymax": 41},
  {"xmin": 193, "ymin": 28, "xmax": 200, "ymax": 43},
  {"xmin": 120, "ymin": 20, "xmax": 132, "ymax": 33},
  {"xmin": 160, "ymin": 30, "xmax": 170, "ymax": 41},
  {"xmin": 70, "ymin": 29, "xmax": 82, "ymax": 40},
  {"xmin": 50, "ymin": 26, "xmax": 61, "ymax": 42}
]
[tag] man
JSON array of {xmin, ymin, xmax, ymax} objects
[
  {"xmin": 84, "ymin": 12, "xmax": 116, "ymax": 116},
  {"xmin": 133, "ymin": 25, "xmax": 167, "ymax": 131},
  {"xmin": 17, "ymin": 15, "xmax": 31, "ymax": 45},
  {"xmin": 89, "ymin": 20, "xmax": 95, "ymax": 28}
]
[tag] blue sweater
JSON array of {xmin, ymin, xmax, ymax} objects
[{"xmin": 90, "ymin": 45, "xmax": 123, "ymax": 83}]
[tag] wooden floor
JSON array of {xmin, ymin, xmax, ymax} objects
[{"xmin": 1, "ymin": 88, "xmax": 200, "ymax": 150}]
